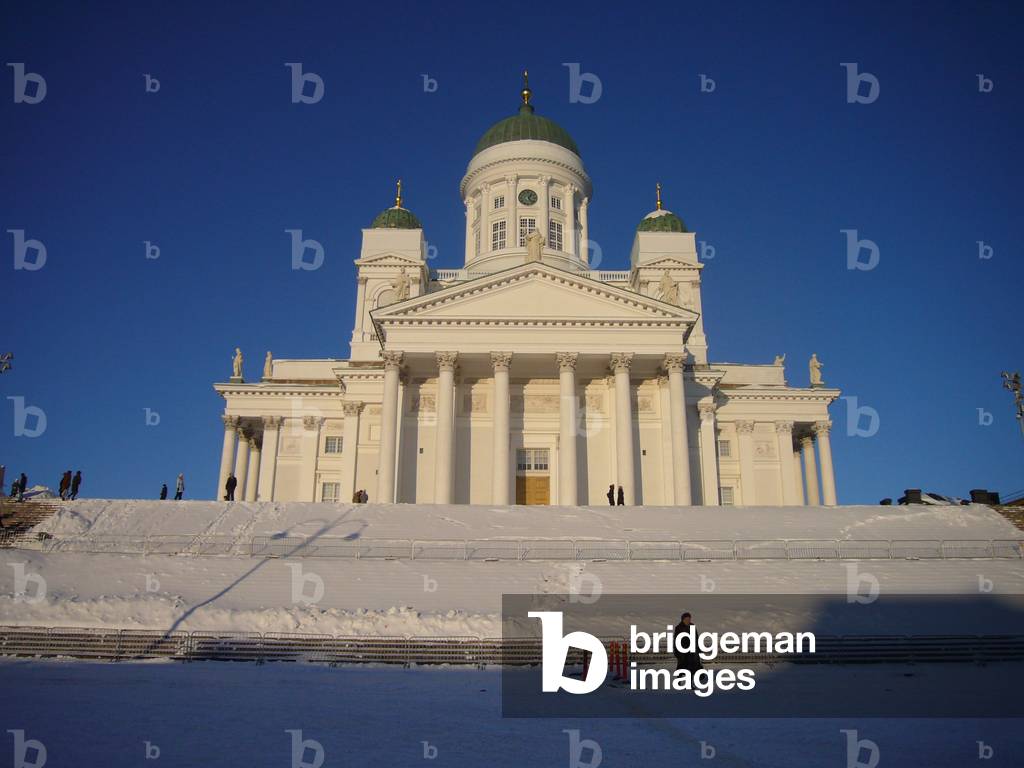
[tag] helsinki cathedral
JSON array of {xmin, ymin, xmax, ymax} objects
[{"xmin": 214, "ymin": 74, "xmax": 840, "ymax": 508}]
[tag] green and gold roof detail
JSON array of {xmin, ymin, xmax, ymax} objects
[
  {"xmin": 473, "ymin": 71, "xmax": 580, "ymax": 158},
  {"xmin": 371, "ymin": 179, "xmax": 422, "ymax": 229},
  {"xmin": 637, "ymin": 182, "xmax": 687, "ymax": 232}
]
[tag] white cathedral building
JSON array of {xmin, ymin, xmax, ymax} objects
[{"xmin": 213, "ymin": 78, "xmax": 840, "ymax": 507}]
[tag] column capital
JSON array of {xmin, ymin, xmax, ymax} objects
[
  {"xmin": 656, "ymin": 374, "xmax": 669, "ymax": 386},
  {"xmin": 698, "ymin": 402, "xmax": 717, "ymax": 422},
  {"xmin": 222, "ymin": 414, "xmax": 240, "ymax": 429},
  {"xmin": 248, "ymin": 436, "xmax": 261, "ymax": 450},
  {"xmin": 262, "ymin": 415, "xmax": 284, "ymax": 429},
  {"xmin": 490, "ymin": 351, "xmax": 513, "ymax": 371},
  {"xmin": 775, "ymin": 420, "xmax": 794, "ymax": 434},
  {"xmin": 343, "ymin": 400, "xmax": 364, "ymax": 416},
  {"xmin": 237, "ymin": 426, "xmax": 253, "ymax": 440},
  {"xmin": 358, "ymin": 275, "xmax": 369, "ymax": 285},
  {"xmin": 610, "ymin": 352, "xmax": 634, "ymax": 373},
  {"xmin": 812, "ymin": 420, "xmax": 832, "ymax": 436},
  {"xmin": 436, "ymin": 351, "xmax": 459, "ymax": 372},
  {"xmin": 736, "ymin": 420, "xmax": 756, "ymax": 435},
  {"xmin": 581, "ymin": 196, "xmax": 590, "ymax": 209},
  {"xmin": 800, "ymin": 432, "xmax": 816, "ymax": 446},
  {"xmin": 505, "ymin": 173, "xmax": 518, "ymax": 186},
  {"xmin": 556, "ymin": 352, "xmax": 579, "ymax": 372},
  {"xmin": 663, "ymin": 352, "xmax": 686, "ymax": 372},
  {"xmin": 302, "ymin": 415, "xmax": 324, "ymax": 431},
  {"xmin": 382, "ymin": 350, "xmax": 404, "ymax": 370}
]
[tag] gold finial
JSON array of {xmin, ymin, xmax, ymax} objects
[
  {"xmin": 655, "ymin": 182, "xmax": 663, "ymax": 210},
  {"xmin": 395, "ymin": 178, "xmax": 403, "ymax": 208},
  {"xmin": 521, "ymin": 69, "xmax": 532, "ymax": 107}
]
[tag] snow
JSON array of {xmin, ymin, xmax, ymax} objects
[
  {"xmin": 32, "ymin": 498, "xmax": 1023, "ymax": 542},
  {"xmin": 1, "ymin": 659, "xmax": 1021, "ymax": 767},
  {"xmin": 2, "ymin": 500, "xmax": 1021, "ymax": 636}
]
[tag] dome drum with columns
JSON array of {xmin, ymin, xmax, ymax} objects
[{"xmin": 213, "ymin": 74, "xmax": 840, "ymax": 508}]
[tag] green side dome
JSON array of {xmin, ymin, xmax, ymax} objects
[
  {"xmin": 638, "ymin": 209, "xmax": 687, "ymax": 232},
  {"xmin": 371, "ymin": 206, "xmax": 421, "ymax": 229},
  {"xmin": 475, "ymin": 104, "xmax": 580, "ymax": 157}
]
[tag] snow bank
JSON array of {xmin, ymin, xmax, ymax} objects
[{"xmin": 33, "ymin": 499, "xmax": 1022, "ymax": 542}]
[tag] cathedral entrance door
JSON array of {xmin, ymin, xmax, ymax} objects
[{"xmin": 515, "ymin": 448, "xmax": 550, "ymax": 505}]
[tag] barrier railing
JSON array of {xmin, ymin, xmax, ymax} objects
[
  {"xmin": 1, "ymin": 625, "xmax": 1022, "ymax": 666},
  {"xmin": 4, "ymin": 533, "xmax": 1023, "ymax": 562}
]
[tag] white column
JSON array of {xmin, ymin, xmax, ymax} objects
[
  {"xmin": 792, "ymin": 441, "xmax": 806, "ymax": 505},
  {"xmin": 218, "ymin": 415, "xmax": 239, "ymax": 499},
  {"xmin": 801, "ymin": 433, "xmax": 821, "ymax": 505},
  {"xmin": 301, "ymin": 416, "xmax": 322, "ymax": 501},
  {"xmin": 736, "ymin": 421, "xmax": 756, "ymax": 506},
  {"xmin": 491, "ymin": 352, "xmax": 512, "ymax": 505},
  {"xmin": 233, "ymin": 426, "xmax": 251, "ymax": 499},
  {"xmin": 611, "ymin": 352, "xmax": 636, "ymax": 505},
  {"xmin": 434, "ymin": 351, "xmax": 458, "ymax": 504},
  {"xmin": 245, "ymin": 437, "xmax": 261, "ymax": 501},
  {"xmin": 538, "ymin": 175, "xmax": 550, "ymax": 249},
  {"xmin": 566, "ymin": 185, "xmax": 577, "ymax": 257},
  {"xmin": 507, "ymin": 175, "xmax": 518, "ymax": 250},
  {"xmin": 258, "ymin": 416, "xmax": 282, "ymax": 501},
  {"xmin": 664, "ymin": 353, "xmax": 692, "ymax": 505},
  {"xmin": 341, "ymin": 401, "xmax": 363, "ymax": 502},
  {"xmin": 814, "ymin": 421, "xmax": 838, "ymax": 505},
  {"xmin": 377, "ymin": 352, "xmax": 403, "ymax": 503},
  {"xmin": 480, "ymin": 185, "xmax": 490, "ymax": 253},
  {"xmin": 698, "ymin": 402, "xmax": 719, "ymax": 505},
  {"xmin": 557, "ymin": 352, "xmax": 579, "ymax": 506},
  {"xmin": 776, "ymin": 421, "xmax": 800, "ymax": 506},
  {"xmin": 580, "ymin": 197, "xmax": 590, "ymax": 266},
  {"xmin": 463, "ymin": 198, "xmax": 473, "ymax": 260},
  {"xmin": 354, "ymin": 276, "xmax": 368, "ymax": 340}
]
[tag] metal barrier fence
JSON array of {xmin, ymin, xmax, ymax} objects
[
  {"xmin": 1, "ymin": 625, "xmax": 1022, "ymax": 666},
  {"xmin": 4, "ymin": 532, "xmax": 1023, "ymax": 562}
]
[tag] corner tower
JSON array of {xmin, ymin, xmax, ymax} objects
[{"xmin": 459, "ymin": 72, "xmax": 593, "ymax": 273}]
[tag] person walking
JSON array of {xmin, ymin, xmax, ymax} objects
[
  {"xmin": 616, "ymin": 485, "xmax": 625, "ymax": 506},
  {"xmin": 360, "ymin": 489, "xmax": 368, "ymax": 503},
  {"xmin": 606, "ymin": 484, "xmax": 615, "ymax": 506},
  {"xmin": 58, "ymin": 471, "xmax": 71, "ymax": 500},
  {"xmin": 174, "ymin": 473, "xmax": 185, "ymax": 500},
  {"xmin": 70, "ymin": 470, "xmax": 82, "ymax": 500},
  {"xmin": 225, "ymin": 473, "xmax": 237, "ymax": 501},
  {"xmin": 673, "ymin": 612, "xmax": 703, "ymax": 673},
  {"xmin": 18, "ymin": 473, "xmax": 27, "ymax": 501},
  {"xmin": 159, "ymin": 483, "xmax": 168, "ymax": 500}
]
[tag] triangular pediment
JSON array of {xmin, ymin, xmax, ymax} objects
[
  {"xmin": 372, "ymin": 263, "xmax": 698, "ymax": 325},
  {"xmin": 355, "ymin": 251, "xmax": 424, "ymax": 267}
]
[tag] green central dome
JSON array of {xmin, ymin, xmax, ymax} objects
[
  {"xmin": 474, "ymin": 74, "xmax": 580, "ymax": 157},
  {"xmin": 371, "ymin": 206, "xmax": 421, "ymax": 229}
]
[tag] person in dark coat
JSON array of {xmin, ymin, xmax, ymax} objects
[
  {"xmin": 70, "ymin": 470, "xmax": 82, "ymax": 500},
  {"xmin": 18, "ymin": 472, "xmax": 28, "ymax": 501},
  {"xmin": 616, "ymin": 486, "xmax": 625, "ymax": 506},
  {"xmin": 58, "ymin": 471, "xmax": 71, "ymax": 500},
  {"xmin": 360, "ymin": 489, "xmax": 369, "ymax": 503},
  {"xmin": 606, "ymin": 484, "xmax": 615, "ymax": 505},
  {"xmin": 225, "ymin": 473, "xmax": 237, "ymax": 501},
  {"xmin": 159, "ymin": 483, "xmax": 168, "ymax": 500},
  {"xmin": 673, "ymin": 612, "xmax": 703, "ymax": 673}
]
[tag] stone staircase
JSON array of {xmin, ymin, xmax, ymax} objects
[{"xmin": 0, "ymin": 499, "xmax": 61, "ymax": 546}]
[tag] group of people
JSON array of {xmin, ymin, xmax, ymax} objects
[
  {"xmin": 606, "ymin": 484, "xmax": 627, "ymax": 505},
  {"xmin": 57, "ymin": 470, "xmax": 83, "ymax": 500},
  {"xmin": 159, "ymin": 474, "xmax": 186, "ymax": 500},
  {"xmin": 7, "ymin": 472, "xmax": 30, "ymax": 501},
  {"xmin": 351, "ymin": 489, "xmax": 369, "ymax": 503}
]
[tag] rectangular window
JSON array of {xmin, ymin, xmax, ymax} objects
[
  {"xmin": 548, "ymin": 220, "xmax": 563, "ymax": 251},
  {"xmin": 518, "ymin": 217, "xmax": 536, "ymax": 247},
  {"xmin": 494, "ymin": 195, "xmax": 505, "ymax": 210},
  {"xmin": 321, "ymin": 482, "xmax": 341, "ymax": 503},
  {"xmin": 720, "ymin": 486, "xmax": 735, "ymax": 506},
  {"xmin": 717, "ymin": 439, "xmax": 731, "ymax": 458},
  {"xmin": 550, "ymin": 196, "xmax": 562, "ymax": 210},
  {"xmin": 516, "ymin": 448, "xmax": 550, "ymax": 472},
  {"xmin": 324, "ymin": 436, "xmax": 343, "ymax": 454},
  {"xmin": 491, "ymin": 220, "xmax": 506, "ymax": 250}
]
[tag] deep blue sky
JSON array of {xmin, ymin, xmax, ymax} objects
[{"xmin": 3, "ymin": 1, "xmax": 1022, "ymax": 502}]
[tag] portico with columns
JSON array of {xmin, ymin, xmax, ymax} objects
[{"xmin": 212, "ymin": 73, "xmax": 841, "ymax": 506}]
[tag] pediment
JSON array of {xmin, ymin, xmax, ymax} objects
[
  {"xmin": 355, "ymin": 251, "xmax": 424, "ymax": 267},
  {"xmin": 372, "ymin": 263, "xmax": 698, "ymax": 326}
]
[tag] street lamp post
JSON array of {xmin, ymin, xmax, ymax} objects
[{"xmin": 1002, "ymin": 371, "xmax": 1024, "ymax": 439}]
